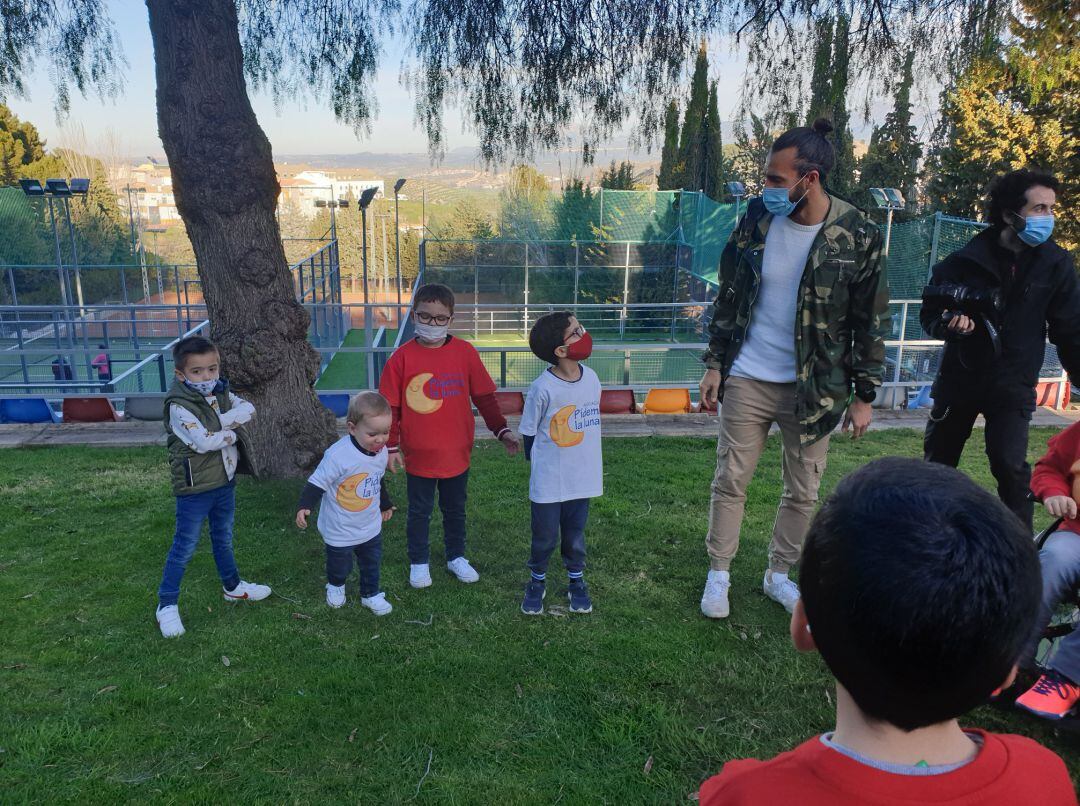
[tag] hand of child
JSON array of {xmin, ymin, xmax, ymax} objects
[
  {"xmin": 223, "ymin": 429, "xmax": 237, "ymax": 446},
  {"xmin": 296, "ymin": 509, "xmax": 311, "ymax": 529},
  {"xmin": 1045, "ymin": 496, "xmax": 1078, "ymax": 520},
  {"xmin": 500, "ymin": 431, "xmax": 520, "ymax": 456},
  {"xmin": 387, "ymin": 451, "xmax": 405, "ymax": 474},
  {"xmin": 382, "ymin": 507, "xmax": 396, "ymax": 523}
]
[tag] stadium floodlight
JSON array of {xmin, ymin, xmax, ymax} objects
[
  {"xmin": 727, "ymin": 181, "xmax": 748, "ymax": 226},
  {"xmin": 45, "ymin": 178, "xmax": 72, "ymax": 196},
  {"xmin": 69, "ymin": 178, "xmax": 90, "ymax": 196},
  {"xmin": 359, "ymin": 186, "xmax": 379, "ymax": 209},
  {"xmin": 337, "ymin": 197, "xmax": 350, "ymax": 208},
  {"xmin": 869, "ymin": 187, "xmax": 905, "ymax": 256},
  {"xmin": 314, "ymin": 199, "xmax": 327, "ymax": 208},
  {"xmin": 394, "ymin": 178, "xmax": 407, "ymax": 194},
  {"xmin": 19, "ymin": 178, "xmax": 45, "ymax": 196}
]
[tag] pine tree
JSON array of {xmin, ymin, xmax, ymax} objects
[
  {"xmin": 857, "ymin": 50, "xmax": 922, "ymax": 213},
  {"xmin": 600, "ymin": 160, "xmax": 635, "ymax": 190},
  {"xmin": 678, "ymin": 41, "xmax": 709, "ymax": 191},
  {"xmin": 657, "ymin": 101, "xmax": 682, "ymax": 190},
  {"xmin": 827, "ymin": 14, "xmax": 856, "ymax": 199},
  {"xmin": 806, "ymin": 17, "xmax": 834, "ymax": 124},
  {"xmin": 704, "ymin": 81, "xmax": 725, "ymax": 199}
]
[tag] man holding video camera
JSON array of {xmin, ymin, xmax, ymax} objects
[{"xmin": 922, "ymin": 168, "xmax": 1080, "ymax": 528}]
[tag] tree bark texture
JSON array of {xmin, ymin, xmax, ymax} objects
[{"xmin": 146, "ymin": 0, "xmax": 336, "ymax": 477}]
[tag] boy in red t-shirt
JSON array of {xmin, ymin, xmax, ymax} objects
[
  {"xmin": 1015, "ymin": 420, "xmax": 1080, "ymax": 719},
  {"xmin": 699, "ymin": 458, "xmax": 1076, "ymax": 806},
  {"xmin": 379, "ymin": 284, "xmax": 518, "ymax": 588}
]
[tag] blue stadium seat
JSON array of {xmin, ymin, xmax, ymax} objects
[
  {"xmin": 319, "ymin": 392, "xmax": 351, "ymax": 418},
  {"xmin": 0, "ymin": 397, "xmax": 57, "ymax": 424}
]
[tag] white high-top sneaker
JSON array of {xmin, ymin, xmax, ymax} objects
[
  {"xmin": 326, "ymin": 583, "xmax": 346, "ymax": 609},
  {"xmin": 701, "ymin": 570, "xmax": 731, "ymax": 619},
  {"xmin": 410, "ymin": 563, "xmax": 433, "ymax": 588},
  {"xmin": 156, "ymin": 605, "xmax": 185, "ymax": 638},
  {"xmin": 361, "ymin": 592, "xmax": 393, "ymax": 616},
  {"xmin": 446, "ymin": 557, "xmax": 480, "ymax": 583},
  {"xmin": 763, "ymin": 569, "xmax": 800, "ymax": 613}
]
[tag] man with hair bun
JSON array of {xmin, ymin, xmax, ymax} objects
[{"xmin": 698, "ymin": 117, "xmax": 890, "ymax": 621}]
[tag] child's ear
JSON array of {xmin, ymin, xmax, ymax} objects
[
  {"xmin": 553, "ymin": 345, "xmax": 568, "ymax": 359},
  {"xmin": 346, "ymin": 421, "xmax": 358, "ymax": 436},
  {"xmin": 790, "ymin": 599, "xmax": 817, "ymax": 653}
]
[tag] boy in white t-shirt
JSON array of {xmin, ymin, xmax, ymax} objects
[
  {"xmin": 518, "ymin": 312, "xmax": 603, "ymax": 615},
  {"xmin": 296, "ymin": 392, "xmax": 396, "ymax": 615}
]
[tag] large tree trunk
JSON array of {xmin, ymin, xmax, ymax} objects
[{"xmin": 146, "ymin": 0, "xmax": 336, "ymax": 477}]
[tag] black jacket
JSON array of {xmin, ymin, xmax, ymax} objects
[{"xmin": 921, "ymin": 228, "xmax": 1080, "ymax": 410}]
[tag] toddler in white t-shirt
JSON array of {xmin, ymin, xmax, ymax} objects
[
  {"xmin": 518, "ymin": 312, "xmax": 603, "ymax": 615},
  {"xmin": 296, "ymin": 392, "xmax": 396, "ymax": 614}
]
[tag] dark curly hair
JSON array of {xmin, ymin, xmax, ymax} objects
[{"xmin": 985, "ymin": 168, "xmax": 1059, "ymax": 230}]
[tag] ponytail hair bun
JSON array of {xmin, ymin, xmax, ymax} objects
[{"xmin": 812, "ymin": 117, "xmax": 834, "ymax": 136}]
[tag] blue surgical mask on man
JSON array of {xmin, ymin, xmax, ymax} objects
[
  {"xmin": 762, "ymin": 175, "xmax": 810, "ymax": 218},
  {"xmin": 1012, "ymin": 211, "xmax": 1055, "ymax": 247}
]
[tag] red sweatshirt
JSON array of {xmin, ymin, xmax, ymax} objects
[
  {"xmin": 379, "ymin": 336, "xmax": 509, "ymax": 479},
  {"xmin": 1031, "ymin": 420, "xmax": 1080, "ymax": 535},
  {"xmin": 699, "ymin": 731, "xmax": 1076, "ymax": 805}
]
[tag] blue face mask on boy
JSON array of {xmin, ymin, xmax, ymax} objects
[
  {"xmin": 762, "ymin": 175, "xmax": 809, "ymax": 218},
  {"xmin": 183, "ymin": 378, "xmax": 222, "ymax": 396},
  {"xmin": 1012, "ymin": 212, "xmax": 1055, "ymax": 247}
]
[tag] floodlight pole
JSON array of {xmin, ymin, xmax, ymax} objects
[
  {"xmin": 394, "ymin": 179, "xmax": 405, "ymax": 309},
  {"xmin": 884, "ymin": 207, "xmax": 895, "ymax": 258},
  {"xmin": 44, "ymin": 197, "xmax": 70, "ymax": 308},
  {"xmin": 61, "ymin": 197, "xmax": 86, "ymax": 315}
]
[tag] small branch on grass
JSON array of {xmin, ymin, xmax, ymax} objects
[
  {"xmin": 411, "ymin": 748, "xmax": 434, "ymax": 799},
  {"xmin": 404, "ymin": 614, "xmax": 434, "ymax": 626},
  {"xmin": 274, "ymin": 591, "xmax": 301, "ymax": 604}
]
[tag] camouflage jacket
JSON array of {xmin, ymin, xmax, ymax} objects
[{"xmin": 702, "ymin": 195, "xmax": 890, "ymax": 444}]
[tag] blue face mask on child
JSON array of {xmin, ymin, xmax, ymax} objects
[
  {"xmin": 1012, "ymin": 212, "xmax": 1055, "ymax": 247},
  {"xmin": 183, "ymin": 378, "xmax": 221, "ymax": 396},
  {"xmin": 762, "ymin": 175, "xmax": 809, "ymax": 218}
]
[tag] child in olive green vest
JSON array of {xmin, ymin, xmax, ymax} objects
[{"xmin": 155, "ymin": 336, "xmax": 271, "ymax": 638}]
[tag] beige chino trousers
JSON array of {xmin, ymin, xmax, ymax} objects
[{"xmin": 706, "ymin": 375, "xmax": 830, "ymax": 574}]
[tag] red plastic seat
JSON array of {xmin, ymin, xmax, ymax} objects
[
  {"xmin": 62, "ymin": 396, "xmax": 123, "ymax": 423},
  {"xmin": 641, "ymin": 388, "xmax": 691, "ymax": 415},
  {"xmin": 494, "ymin": 391, "xmax": 525, "ymax": 416},
  {"xmin": 1036, "ymin": 381, "xmax": 1071, "ymax": 409},
  {"xmin": 599, "ymin": 389, "xmax": 637, "ymax": 414},
  {"xmin": 697, "ymin": 396, "xmax": 719, "ymax": 414}
]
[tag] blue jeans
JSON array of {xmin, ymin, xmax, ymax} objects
[
  {"xmin": 529, "ymin": 499, "xmax": 589, "ymax": 576},
  {"xmin": 1028, "ymin": 529, "xmax": 1080, "ymax": 683},
  {"xmin": 157, "ymin": 483, "xmax": 241, "ymax": 607},
  {"xmin": 326, "ymin": 536, "xmax": 383, "ymax": 597},
  {"xmin": 406, "ymin": 471, "xmax": 469, "ymax": 564}
]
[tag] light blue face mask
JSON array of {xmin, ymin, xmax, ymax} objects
[
  {"xmin": 1013, "ymin": 212, "xmax": 1054, "ymax": 246},
  {"xmin": 762, "ymin": 175, "xmax": 809, "ymax": 218},
  {"xmin": 183, "ymin": 378, "xmax": 219, "ymax": 396}
]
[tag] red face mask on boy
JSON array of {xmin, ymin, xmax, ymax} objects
[{"xmin": 564, "ymin": 330, "xmax": 593, "ymax": 361}]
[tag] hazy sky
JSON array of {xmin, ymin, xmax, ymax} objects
[{"xmin": 5, "ymin": 0, "xmax": 751, "ymax": 162}]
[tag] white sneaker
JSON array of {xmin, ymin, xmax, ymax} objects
[
  {"xmin": 361, "ymin": 592, "xmax": 393, "ymax": 616},
  {"xmin": 701, "ymin": 570, "xmax": 731, "ymax": 619},
  {"xmin": 156, "ymin": 605, "xmax": 185, "ymax": 638},
  {"xmin": 410, "ymin": 563, "xmax": 433, "ymax": 589},
  {"xmin": 446, "ymin": 557, "xmax": 480, "ymax": 583},
  {"xmin": 326, "ymin": 583, "xmax": 346, "ymax": 609},
  {"xmin": 763, "ymin": 570, "xmax": 800, "ymax": 613},
  {"xmin": 223, "ymin": 580, "xmax": 272, "ymax": 602}
]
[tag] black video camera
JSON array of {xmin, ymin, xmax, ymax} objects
[{"xmin": 922, "ymin": 283, "xmax": 1003, "ymax": 318}]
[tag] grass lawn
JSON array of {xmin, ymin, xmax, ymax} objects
[
  {"xmin": 314, "ymin": 329, "xmax": 374, "ymax": 391},
  {"xmin": 3, "ymin": 429, "xmax": 1077, "ymax": 801}
]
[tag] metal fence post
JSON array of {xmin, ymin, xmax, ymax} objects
[
  {"xmin": 523, "ymin": 242, "xmax": 530, "ymax": 338},
  {"xmin": 927, "ymin": 211, "xmax": 943, "ymax": 280},
  {"xmin": 500, "ymin": 350, "xmax": 507, "ymax": 388},
  {"xmin": 620, "ymin": 242, "xmax": 630, "ymax": 339},
  {"xmin": 573, "ymin": 242, "xmax": 580, "ymax": 315},
  {"xmin": 473, "ymin": 243, "xmax": 479, "ymax": 339},
  {"xmin": 157, "ymin": 352, "xmax": 167, "ymax": 391}
]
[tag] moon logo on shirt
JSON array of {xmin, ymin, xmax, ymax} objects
[
  {"xmin": 549, "ymin": 404, "xmax": 584, "ymax": 448},
  {"xmin": 405, "ymin": 372, "xmax": 444, "ymax": 414},
  {"xmin": 336, "ymin": 472, "xmax": 374, "ymax": 512}
]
